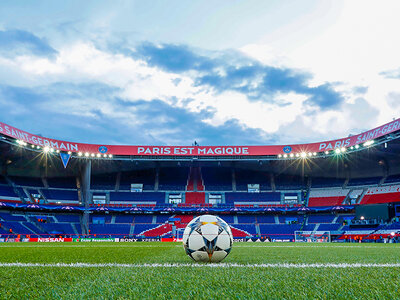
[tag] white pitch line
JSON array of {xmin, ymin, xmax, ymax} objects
[{"xmin": 1, "ymin": 262, "xmax": 400, "ymax": 268}]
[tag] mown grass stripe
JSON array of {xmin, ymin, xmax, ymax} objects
[{"xmin": 1, "ymin": 262, "xmax": 400, "ymax": 268}]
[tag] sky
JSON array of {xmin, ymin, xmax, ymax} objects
[{"xmin": 0, "ymin": 0, "xmax": 399, "ymax": 146}]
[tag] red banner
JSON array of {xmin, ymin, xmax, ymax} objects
[
  {"xmin": 29, "ymin": 237, "xmax": 73, "ymax": 242},
  {"xmin": 0, "ymin": 118, "xmax": 399, "ymax": 156}
]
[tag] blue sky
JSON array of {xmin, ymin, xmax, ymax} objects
[{"xmin": 0, "ymin": 0, "xmax": 399, "ymax": 146}]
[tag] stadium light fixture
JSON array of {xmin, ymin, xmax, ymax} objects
[
  {"xmin": 278, "ymin": 154, "xmax": 282, "ymax": 158},
  {"xmin": 56, "ymin": 150, "xmax": 60, "ymax": 153},
  {"xmin": 78, "ymin": 152, "xmax": 83, "ymax": 156},
  {"xmin": 36, "ymin": 146, "xmax": 41, "ymax": 150},
  {"xmin": 363, "ymin": 140, "xmax": 375, "ymax": 147},
  {"xmin": 68, "ymin": 151, "xmax": 72, "ymax": 155},
  {"xmin": 313, "ymin": 152, "xmax": 317, "ymax": 156},
  {"xmin": 31, "ymin": 145, "xmax": 35, "ymax": 148},
  {"xmin": 84, "ymin": 152, "xmax": 89, "ymax": 157},
  {"xmin": 340, "ymin": 147, "xmax": 346, "ymax": 153},
  {"xmin": 308, "ymin": 152, "xmax": 312, "ymax": 157},
  {"xmin": 43, "ymin": 146, "xmax": 50, "ymax": 153},
  {"xmin": 350, "ymin": 146, "xmax": 354, "ymax": 150},
  {"xmin": 355, "ymin": 144, "xmax": 360, "ymax": 149},
  {"xmin": 335, "ymin": 148, "xmax": 341, "ymax": 154},
  {"xmin": 103, "ymin": 154, "xmax": 107, "ymax": 158},
  {"xmin": 283, "ymin": 154, "xmax": 288, "ymax": 158},
  {"xmin": 325, "ymin": 151, "xmax": 329, "ymax": 155},
  {"xmin": 108, "ymin": 154, "xmax": 113, "ymax": 158},
  {"xmin": 50, "ymin": 148, "xmax": 54, "ymax": 153},
  {"xmin": 90, "ymin": 153, "xmax": 95, "ymax": 157},
  {"xmin": 300, "ymin": 152, "xmax": 307, "ymax": 158},
  {"xmin": 16, "ymin": 140, "xmax": 27, "ymax": 146},
  {"xmin": 295, "ymin": 153, "xmax": 300, "ymax": 157},
  {"xmin": 96, "ymin": 154, "xmax": 101, "ymax": 158},
  {"xmin": 391, "ymin": 232, "xmax": 395, "ymax": 236},
  {"xmin": 290, "ymin": 153, "xmax": 294, "ymax": 158}
]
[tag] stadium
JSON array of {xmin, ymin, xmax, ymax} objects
[
  {"xmin": 2, "ymin": 1, "xmax": 400, "ymax": 299},
  {"xmin": 1, "ymin": 119, "xmax": 400, "ymax": 297}
]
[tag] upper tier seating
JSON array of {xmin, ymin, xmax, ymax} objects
[
  {"xmin": 384, "ymin": 174, "xmax": 400, "ymax": 184},
  {"xmin": 359, "ymin": 185, "xmax": 400, "ymax": 204},
  {"xmin": 9, "ymin": 176, "xmax": 43, "ymax": 187},
  {"xmin": 42, "ymin": 189, "xmax": 79, "ymax": 201},
  {"xmin": 110, "ymin": 192, "xmax": 165, "ymax": 204},
  {"xmin": 91, "ymin": 173, "xmax": 117, "ymax": 190},
  {"xmin": 119, "ymin": 170, "xmax": 156, "ymax": 191},
  {"xmin": 235, "ymin": 169, "xmax": 271, "ymax": 191},
  {"xmin": 0, "ymin": 185, "xmax": 20, "ymax": 199},
  {"xmin": 274, "ymin": 175, "xmax": 306, "ymax": 190},
  {"xmin": 47, "ymin": 177, "xmax": 77, "ymax": 189},
  {"xmin": 347, "ymin": 177, "xmax": 382, "ymax": 187},
  {"xmin": 225, "ymin": 192, "xmax": 281, "ymax": 205},
  {"xmin": 158, "ymin": 168, "xmax": 188, "ymax": 191},
  {"xmin": 308, "ymin": 188, "xmax": 349, "ymax": 207},
  {"xmin": 0, "ymin": 176, "xmax": 8, "ymax": 185},
  {"xmin": 311, "ymin": 177, "xmax": 345, "ymax": 188},
  {"xmin": 202, "ymin": 167, "xmax": 232, "ymax": 191}
]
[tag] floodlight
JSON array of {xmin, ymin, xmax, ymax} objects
[
  {"xmin": 56, "ymin": 150, "xmax": 60, "ymax": 153},
  {"xmin": 341, "ymin": 147, "xmax": 346, "ymax": 152},
  {"xmin": 84, "ymin": 152, "xmax": 89, "ymax": 157},
  {"xmin": 308, "ymin": 152, "xmax": 312, "ymax": 157},
  {"xmin": 325, "ymin": 151, "xmax": 329, "ymax": 155},
  {"xmin": 355, "ymin": 144, "xmax": 360, "ymax": 149},
  {"xmin": 313, "ymin": 152, "xmax": 317, "ymax": 156},
  {"xmin": 43, "ymin": 146, "xmax": 50, "ymax": 153},
  {"xmin": 108, "ymin": 154, "xmax": 113, "ymax": 158},
  {"xmin": 78, "ymin": 152, "xmax": 83, "ymax": 156},
  {"xmin": 103, "ymin": 154, "xmax": 107, "ymax": 158},
  {"xmin": 300, "ymin": 152, "xmax": 307, "ymax": 158},
  {"xmin": 290, "ymin": 153, "xmax": 294, "ymax": 158},
  {"xmin": 278, "ymin": 154, "xmax": 282, "ymax": 158},
  {"xmin": 68, "ymin": 151, "xmax": 72, "ymax": 155},
  {"xmin": 295, "ymin": 153, "xmax": 300, "ymax": 157},
  {"xmin": 335, "ymin": 148, "xmax": 341, "ymax": 154},
  {"xmin": 96, "ymin": 154, "xmax": 101, "ymax": 158},
  {"xmin": 50, "ymin": 148, "xmax": 54, "ymax": 153},
  {"xmin": 283, "ymin": 154, "xmax": 288, "ymax": 158},
  {"xmin": 90, "ymin": 153, "xmax": 95, "ymax": 157},
  {"xmin": 363, "ymin": 140, "xmax": 374, "ymax": 147}
]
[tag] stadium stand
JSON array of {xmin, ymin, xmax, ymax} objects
[{"xmin": 308, "ymin": 188, "xmax": 349, "ymax": 207}]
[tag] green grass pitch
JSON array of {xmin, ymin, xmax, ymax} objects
[{"xmin": 0, "ymin": 242, "xmax": 400, "ymax": 299}]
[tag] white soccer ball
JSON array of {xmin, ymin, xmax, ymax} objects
[{"xmin": 182, "ymin": 215, "xmax": 233, "ymax": 263}]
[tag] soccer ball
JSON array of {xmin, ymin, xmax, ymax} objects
[{"xmin": 182, "ymin": 215, "xmax": 233, "ymax": 262}]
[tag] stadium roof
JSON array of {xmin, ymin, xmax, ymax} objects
[
  {"xmin": 1, "ymin": 118, "xmax": 399, "ymax": 158},
  {"xmin": 1, "ymin": 119, "xmax": 400, "ymax": 179}
]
